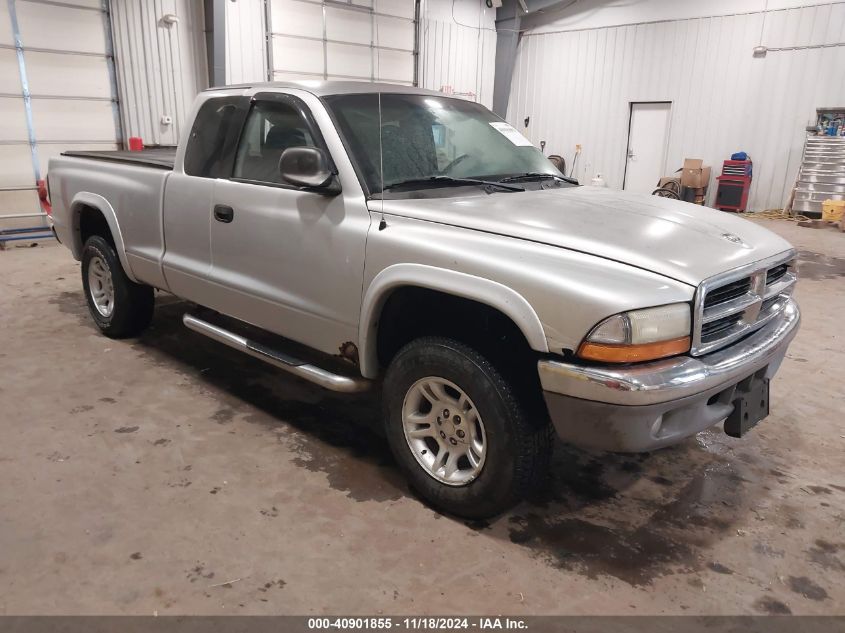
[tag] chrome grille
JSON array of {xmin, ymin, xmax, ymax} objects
[
  {"xmin": 766, "ymin": 264, "xmax": 788, "ymax": 285},
  {"xmin": 691, "ymin": 251, "xmax": 797, "ymax": 356},
  {"xmin": 701, "ymin": 313, "xmax": 742, "ymax": 340},
  {"xmin": 703, "ymin": 278, "xmax": 752, "ymax": 309},
  {"xmin": 760, "ymin": 295, "xmax": 780, "ymax": 312}
]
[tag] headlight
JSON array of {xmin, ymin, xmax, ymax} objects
[{"xmin": 578, "ymin": 303, "xmax": 691, "ymax": 363}]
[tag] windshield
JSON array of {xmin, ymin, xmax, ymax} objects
[{"xmin": 324, "ymin": 93, "xmax": 565, "ymax": 196}]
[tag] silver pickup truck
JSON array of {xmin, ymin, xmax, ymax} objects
[{"xmin": 47, "ymin": 81, "xmax": 800, "ymax": 518}]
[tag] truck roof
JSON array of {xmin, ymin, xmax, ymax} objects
[{"xmin": 204, "ymin": 80, "xmax": 448, "ymax": 99}]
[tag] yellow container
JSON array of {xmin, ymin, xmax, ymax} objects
[{"xmin": 822, "ymin": 199, "xmax": 845, "ymax": 222}]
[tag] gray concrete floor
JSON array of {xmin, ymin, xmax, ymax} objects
[{"xmin": 0, "ymin": 219, "xmax": 843, "ymax": 616}]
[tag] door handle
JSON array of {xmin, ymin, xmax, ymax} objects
[{"xmin": 214, "ymin": 204, "xmax": 234, "ymax": 223}]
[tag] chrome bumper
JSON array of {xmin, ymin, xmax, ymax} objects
[
  {"xmin": 539, "ymin": 299, "xmax": 800, "ymax": 406},
  {"xmin": 537, "ymin": 299, "xmax": 800, "ymax": 452}
]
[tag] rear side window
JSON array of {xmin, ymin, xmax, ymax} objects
[
  {"xmin": 183, "ymin": 96, "xmax": 244, "ymax": 178},
  {"xmin": 233, "ymin": 100, "xmax": 315, "ymax": 184}
]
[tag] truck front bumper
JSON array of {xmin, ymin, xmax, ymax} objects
[{"xmin": 538, "ymin": 299, "xmax": 800, "ymax": 452}]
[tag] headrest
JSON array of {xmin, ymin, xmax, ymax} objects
[{"xmin": 266, "ymin": 126, "xmax": 306, "ymax": 149}]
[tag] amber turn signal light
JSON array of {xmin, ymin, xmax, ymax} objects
[{"xmin": 577, "ymin": 336, "xmax": 691, "ymax": 363}]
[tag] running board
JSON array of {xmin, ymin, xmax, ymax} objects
[{"xmin": 183, "ymin": 314, "xmax": 371, "ymax": 394}]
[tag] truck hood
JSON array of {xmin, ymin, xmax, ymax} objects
[{"xmin": 373, "ymin": 186, "xmax": 794, "ymax": 286}]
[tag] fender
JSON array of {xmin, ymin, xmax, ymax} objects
[
  {"xmin": 69, "ymin": 192, "xmax": 139, "ymax": 283},
  {"xmin": 358, "ymin": 263, "xmax": 549, "ymax": 378}
]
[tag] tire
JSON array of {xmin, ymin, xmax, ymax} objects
[
  {"xmin": 81, "ymin": 235, "xmax": 154, "ymax": 338},
  {"xmin": 662, "ymin": 180, "xmax": 681, "ymax": 196},
  {"xmin": 382, "ymin": 336, "xmax": 553, "ymax": 519},
  {"xmin": 652, "ymin": 187, "xmax": 680, "ymax": 199}
]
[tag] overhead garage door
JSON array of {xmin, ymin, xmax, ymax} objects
[
  {"xmin": 0, "ymin": 0, "xmax": 120, "ymax": 230},
  {"xmin": 268, "ymin": 0, "xmax": 417, "ymax": 85}
]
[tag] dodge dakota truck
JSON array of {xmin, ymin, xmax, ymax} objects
[{"xmin": 47, "ymin": 82, "xmax": 800, "ymax": 518}]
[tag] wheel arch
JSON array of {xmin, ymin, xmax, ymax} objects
[
  {"xmin": 70, "ymin": 192, "xmax": 138, "ymax": 283},
  {"xmin": 358, "ymin": 264, "xmax": 549, "ymax": 378}
]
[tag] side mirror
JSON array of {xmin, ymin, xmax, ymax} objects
[{"xmin": 279, "ymin": 146, "xmax": 339, "ymax": 194}]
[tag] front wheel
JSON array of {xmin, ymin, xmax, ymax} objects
[
  {"xmin": 81, "ymin": 235, "xmax": 154, "ymax": 338},
  {"xmin": 382, "ymin": 337, "xmax": 552, "ymax": 519}
]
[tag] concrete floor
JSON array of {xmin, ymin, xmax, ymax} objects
[{"xmin": 0, "ymin": 219, "xmax": 843, "ymax": 616}]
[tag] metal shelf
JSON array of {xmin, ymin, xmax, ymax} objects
[{"xmin": 795, "ymin": 135, "xmax": 845, "ymax": 217}]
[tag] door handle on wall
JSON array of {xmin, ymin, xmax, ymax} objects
[{"xmin": 214, "ymin": 205, "xmax": 234, "ymax": 223}]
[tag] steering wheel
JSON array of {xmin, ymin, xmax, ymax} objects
[{"xmin": 439, "ymin": 153, "xmax": 470, "ymax": 174}]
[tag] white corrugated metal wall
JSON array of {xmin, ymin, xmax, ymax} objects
[
  {"xmin": 0, "ymin": 0, "xmax": 119, "ymax": 233},
  {"xmin": 225, "ymin": 0, "xmax": 266, "ymax": 83},
  {"xmin": 508, "ymin": 2, "xmax": 845, "ymax": 210},
  {"xmin": 419, "ymin": 0, "xmax": 496, "ymax": 108},
  {"xmin": 110, "ymin": 0, "xmax": 208, "ymax": 145}
]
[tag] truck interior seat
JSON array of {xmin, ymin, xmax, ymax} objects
[{"xmin": 240, "ymin": 125, "xmax": 308, "ymax": 183}]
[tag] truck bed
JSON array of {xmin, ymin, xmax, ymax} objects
[
  {"xmin": 49, "ymin": 146, "xmax": 176, "ymax": 291},
  {"xmin": 62, "ymin": 146, "xmax": 176, "ymax": 170}
]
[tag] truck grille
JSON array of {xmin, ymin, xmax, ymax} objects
[
  {"xmin": 691, "ymin": 251, "xmax": 797, "ymax": 356},
  {"xmin": 701, "ymin": 313, "xmax": 742, "ymax": 339},
  {"xmin": 766, "ymin": 264, "xmax": 788, "ymax": 285},
  {"xmin": 703, "ymin": 278, "xmax": 752, "ymax": 309}
]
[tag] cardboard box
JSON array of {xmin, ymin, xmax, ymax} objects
[
  {"xmin": 681, "ymin": 158, "xmax": 711, "ymax": 189},
  {"xmin": 658, "ymin": 176, "xmax": 681, "ymax": 189}
]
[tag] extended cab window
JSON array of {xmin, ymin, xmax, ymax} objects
[
  {"xmin": 183, "ymin": 96, "xmax": 243, "ymax": 178},
  {"xmin": 233, "ymin": 100, "xmax": 315, "ymax": 185}
]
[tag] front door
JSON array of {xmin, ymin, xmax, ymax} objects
[
  {"xmin": 207, "ymin": 93, "xmax": 370, "ymax": 356},
  {"xmin": 623, "ymin": 102, "xmax": 671, "ymax": 193}
]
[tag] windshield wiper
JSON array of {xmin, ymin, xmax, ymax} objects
[
  {"xmin": 380, "ymin": 176, "xmax": 524, "ymax": 193},
  {"xmin": 499, "ymin": 172, "xmax": 578, "ymax": 185}
]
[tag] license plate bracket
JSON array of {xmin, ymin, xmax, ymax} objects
[{"xmin": 724, "ymin": 376, "xmax": 770, "ymax": 438}]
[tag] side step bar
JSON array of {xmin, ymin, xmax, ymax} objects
[{"xmin": 183, "ymin": 314, "xmax": 371, "ymax": 394}]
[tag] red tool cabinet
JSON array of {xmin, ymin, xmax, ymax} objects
[{"xmin": 715, "ymin": 160, "xmax": 752, "ymax": 212}]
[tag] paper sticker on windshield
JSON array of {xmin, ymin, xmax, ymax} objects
[{"xmin": 489, "ymin": 122, "xmax": 534, "ymax": 147}]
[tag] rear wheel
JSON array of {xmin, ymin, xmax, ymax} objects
[
  {"xmin": 383, "ymin": 336, "xmax": 552, "ymax": 519},
  {"xmin": 81, "ymin": 235, "xmax": 154, "ymax": 338}
]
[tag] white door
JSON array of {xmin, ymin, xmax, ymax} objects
[{"xmin": 623, "ymin": 102, "xmax": 671, "ymax": 193}]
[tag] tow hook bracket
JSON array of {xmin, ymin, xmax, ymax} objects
[{"xmin": 724, "ymin": 376, "xmax": 770, "ymax": 438}]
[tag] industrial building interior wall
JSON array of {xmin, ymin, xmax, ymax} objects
[
  {"xmin": 419, "ymin": 0, "xmax": 496, "ymax": 109},
  {"xmin": 225, "ymin": 0, "xmax": 267, "ymax": 84},
  {"xmin": 508, "ymin": 0, "xmax": 845, "ymax": 211},
  {"xmin": 110, "ymin": 0, "xmax": 208, "ymax": 146},
  {"xmin": 0, "ymin": 0, "xmax": 120, "ymax": 233}
]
